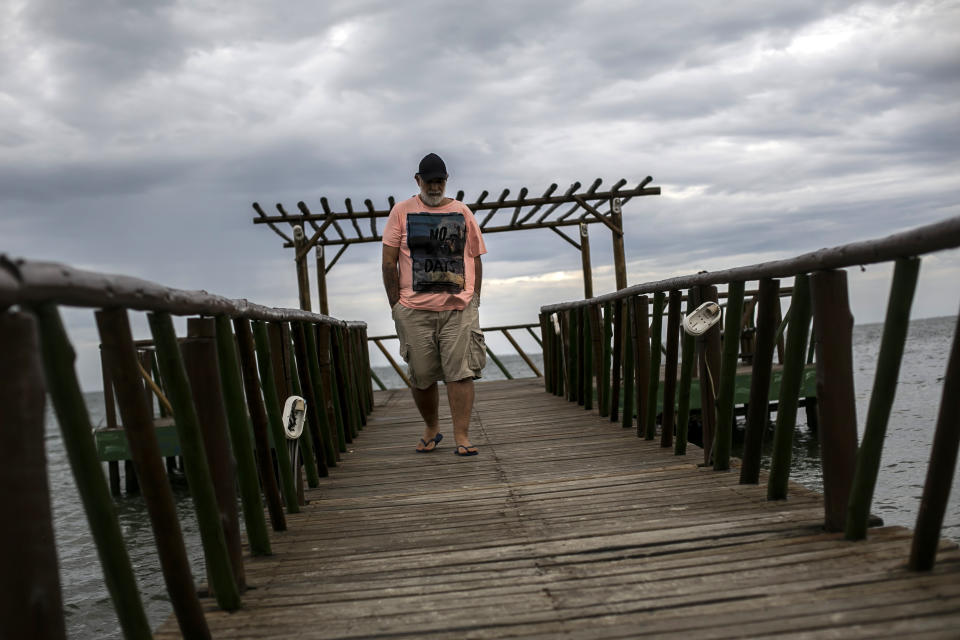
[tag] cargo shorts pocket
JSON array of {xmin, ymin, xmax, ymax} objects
[{"xmin": 468, "ymin": 329, "xmax": 486, "ymax": 371}]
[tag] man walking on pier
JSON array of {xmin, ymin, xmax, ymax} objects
[{"xmin": 381, "ymin": 153, "xmax": 488, "ymax": 456}]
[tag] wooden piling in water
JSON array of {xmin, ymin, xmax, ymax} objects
[
  {"xmin": 847, "ymin": 258, "xmax": 920, "ymax": 539},
  {"xmin": 810, "ymin": 270, "xmax": 859, "ymax": 532},
  {"xmin": 33, "ymin": 303, "xmax": 155, "ymax": 633},
  {"xmin": 0, "ymin": 311, "xmax": 67, "ymax": 640},
  {"xmin": 910, "ymin": 301, "xmax": 960, "ymax": 570},
  {"xmin": 96, "ymin": 309, "xmax": 212, "ymax": 638}
]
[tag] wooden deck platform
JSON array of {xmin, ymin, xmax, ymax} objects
[{"xmin": 156, "ymin": 378, "xmax": 960, "ymax": 639}]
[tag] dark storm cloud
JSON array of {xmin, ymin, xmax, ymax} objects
[{"xmin": 2, "ymin": 0, "xmax": 959, "ymax": 387}]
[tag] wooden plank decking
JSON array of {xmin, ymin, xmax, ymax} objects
[{"xmin": 156, "ymin": 378, "xmax": 960, "ymax": 639}]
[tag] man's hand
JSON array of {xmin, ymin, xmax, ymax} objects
[{"xmin": 382, "ymin": 245, "xmax": 401, "ymax": 308}]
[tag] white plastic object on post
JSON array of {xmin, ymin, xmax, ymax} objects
[
  {"xmin": 682, "ymin": 301, "xmax": 722, "ymax": 336},
  {"xmin": 281, "ymin": 395, "xmax": 307, "ymax": 439}
]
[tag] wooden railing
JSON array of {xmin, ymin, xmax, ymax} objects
[
  {"xmin": 368, "ymin": 322, "xmax": 544, "ymax": 388},
  {"xmin": 0, "ymin": 257, "xmax": 373, "ymax": 640},
  {"xmin": 539, "ymin": 215, "xmax": 960, "ymax": 571}
]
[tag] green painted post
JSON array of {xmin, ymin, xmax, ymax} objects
[
  {"xmin": 34, "ymin": 304, "xmax": 156, "ymax": 633},
  {"xmin": 1, "ymin": 311, "xmax": 67, "ymax": 640},
  {"xmin": 251, "ymin": 320, "xmax": 300, "ymax": 514},
  {"xmin": 332, "ymin": 326, "xmax": 359, "ymax": 440},
  {"xmin": 568, "ymin": 309, "xmax": 579, "ymax": 402},
  {"xmin": 601, "ymin": 302, "xmax": 612, "ymax": 418},
  {"xmin": 370, "ymin": 368, "xmax": 387, "ymax": 390},
  {"xmin": 714, "ymin": 281, "xmax": 746, "ymax": 471},
  {"xmin": 526, "ymin": 325, "xmax": 544, "ymax": 347},
  {"xmin": 645, "ymin": 292, "xmax": 665, "ymax": 439},
  {"xmin": 660, "ymin": 291, "xmax": 682, "ymax": 449},
  {"xmin": 148, "ymin": 311, "xmax": 241, "ymax": 610},
  {"xmin": 768, "ymin": 275, "xmax": 813, "ymax": 500},
  {"xmin": 289, "ymin": 322, "xmax": 325, "ymax": 484},
  {"xmin": 610, "ymin": 300, "xmax": 623, "ymax": 422},
  {"xmin": 577, "ymin": 308, "xmax": 586, "ymax": 406},
  {"xmin": 846, "ymin": 258, "xmax": 921, "ymax": 539},
  {"xmin": 539, "ymin": 313, "xmax": 552, "ymax": 393},
  {"xmin": 740, "ymin": 278, "xmax": 781, "ymax": 484},
  {"xmin": 632, "ymin": 296, "xmax": 650, "ymax": 439},
  {"xmin": 316, "ymin": 323, "xmax": 347, "ymax": 451},
  {"xmin": 579, "ymin": 307, "xmax": 593, "ymax": 411},
  {"xmin": 621, "ymin": 298, "xmax": 635, "ymax": 430},
  {"xmin": 212, "ymin": 316, "xmax": 271, "ymax": 556},
  {"xmin": 304, "ymin": 323, "xmax": 338, "ymax": 467},
  {"xmin": 675, "ymin": 293, "xmax": 697, "ymax": 456}
]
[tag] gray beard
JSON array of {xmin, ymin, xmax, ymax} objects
[{"xmin": 420, "ymin": 191, "xmax": 445, "ymax": 207}]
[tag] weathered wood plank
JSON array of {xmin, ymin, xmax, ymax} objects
[{"xmin": 154, "ymin": 378, "xmax": 960, "ymax": 639}]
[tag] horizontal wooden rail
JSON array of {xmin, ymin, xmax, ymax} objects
[
  {"xmin": 541, "ymin": 215, "xmax": 960, "ymax": 312},
  {"xmin": 539, "ymin": 213, "xmax": 960, "ymax": 571}
]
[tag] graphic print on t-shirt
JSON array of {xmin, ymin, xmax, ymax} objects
[{"xmin": 407, "ymin": 213, "xmax": 466, "ymax": 293}]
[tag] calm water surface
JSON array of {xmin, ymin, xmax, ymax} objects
[{"xmin": 47, "ymin": 316, "xmax": 959, "ymax": 637}]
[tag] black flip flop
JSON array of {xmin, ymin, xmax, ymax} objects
[
  {"xmin": 453, "ymin": 444, "xmax": 479, "ymax": 456},
  {"xmin": 415, "ymin": 433, "xmax": 443, "ymax": 453}
]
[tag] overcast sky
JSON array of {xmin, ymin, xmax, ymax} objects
[{"xmin": 3, "ymin": 0, "xmax": 959, "ymax": 389}]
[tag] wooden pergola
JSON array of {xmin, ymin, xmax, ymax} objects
[{"xmin": 251, "ymin": 177, "xmax": 660, "ymax": 314}]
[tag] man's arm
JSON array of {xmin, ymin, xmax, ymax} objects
[
  {"xmin": 382, "ymin": 245, "xmax": 400, "ymax": 308},
  {"xmin": 474, "ymin": 255, "xmax": 482, "ymax": 301}
]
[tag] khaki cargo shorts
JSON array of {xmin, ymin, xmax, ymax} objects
[{"xmin": 391, "ymin": 297, "xmax": 486, "ymax": 389}]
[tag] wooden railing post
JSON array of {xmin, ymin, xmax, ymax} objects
[
  {"xmin": 183, "ymin": 318, "xmax": 247, "ymax": 591},
  {"xmin": 714, "ymin": 281, "xmax": 745, "ymax": 471},
  {"xmin": 291, "ymin": 321, "xmax": 330, "ymax": 479},
  {"xmin": 610, "ymin": 299, "xmax": 623, "ymax": 423},
  {"xmin": 644, "ymin": 293, "xmax": 663, "ymax": 440},
  {"xmin": 0, "ymin": 311, "xmax": 67, "ymax": 640},
  {"xmin": 675, "ymin": 292, "xmax": 697, "ymax": 456},
  {"xmin": 539, "ymin": 313, "xmax": 552, "ymax": 392},
  {"xmin": 233, "ymin": 318, "xmax": 286, "ymax": 532},
  {"xmin": 910, "ymin": 303, "xmax": 960, "ymax": 570},
  {"xmin": 810, "ymin": 270, "xmax": 859, "ymax": 532},
  {"xmin": 696, "ymin": 285, "xmax": 722, "ymax": 466},
  {"xmin": 304, "ymin": 322, "xmax": 339, "ymax": 466},
  {"xmin": 96, "ymin": 309, "xmax": 212, "ymax": 638},
  {"xmin": 661, "ymin": 290, "xmax": 682, "ymax": 448},
  {"xmin": 741, "ymin": 278, "xmax": 781, "ymax": 484},
  {"xmin": 621, "ymin": 298, "xmax": 635, "ymax": 429},
  {"xmin": 768, "ymin": 275, "xmax": 813, "ymax": 499},
  {"xmin": 251, "ymin": 320, "xmax": 301, "ymax": 514},
  {"xmin": 32, "ymin": 303, "xmax": 154, "ymax": 631},
  {"xmin": 212, "ymin": 316, "xmax": 272, "ymax": 555},
  {"xmin": 317, "ymin": 323, "xmax": 347, "ymax": 452},
  {"xmin": 846, "ymin": 258, "xmax": 920, "ymax": 538},
  {"xmin": 582, "ymin": 307, "xmax": 593, "ymax": 410},
  {"xmin": 601, "ymin": 302, "xmax": 612, "ymax": 417},
  {"xmin": 588, "ymin": 305, "xmax": 604, "ymax": 414}
]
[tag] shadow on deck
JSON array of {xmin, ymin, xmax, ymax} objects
[{"xmin": 156, "ymin": 378, "xmax": 960, "ymax": 639}]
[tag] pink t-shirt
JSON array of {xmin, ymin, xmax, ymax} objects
[{"xmin": 383, "ymin": 195, "xmax": 487, "ymax": 311}]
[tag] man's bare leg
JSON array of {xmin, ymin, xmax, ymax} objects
[
  {"xmin": 412, "ymin": 382, "xmax": 441, "ymax": 451},
  {"xmin": 446, "ymin": 378, "xmax": 477, "ymax": 453}
]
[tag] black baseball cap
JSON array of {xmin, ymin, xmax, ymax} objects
[{"xmin": 417, "ymin": 153, "xmax": 448, "ymax": 181}]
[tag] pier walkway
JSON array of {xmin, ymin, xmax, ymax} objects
[{"xmin": 155, "ymin": 378, "xmax": 960, "ymax": 639}]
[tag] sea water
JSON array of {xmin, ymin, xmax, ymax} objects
[{"xmin": 43, "ymin": 316, "xmax": 959, "ymax": 637}]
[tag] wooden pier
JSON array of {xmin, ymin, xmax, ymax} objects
[{"xmin": 154, "ymin": 378, "xmax": 960, "ymax": 639}]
